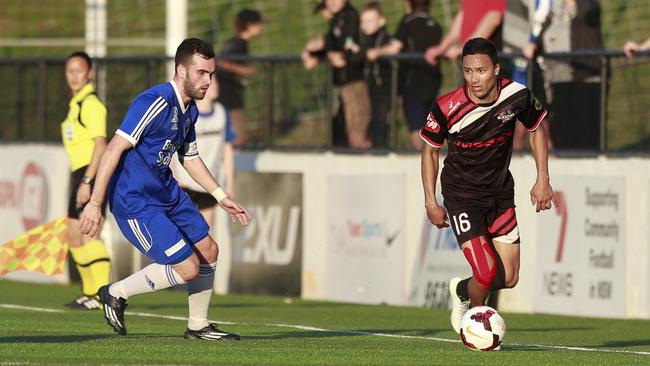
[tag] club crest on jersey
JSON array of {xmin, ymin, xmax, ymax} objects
[
  {"xmin": 426, "ymin": 112, "xmax": 440, "ymax": 133},
  {"xmin": 530, "ymin": 94, "xmax": 543, "ymax": 111},
  {"xmin": 171, "ymin": 106, "xmax": 179, "ymax": 130},
  {"xmin": 496, "ymin": 108, "xmax": 516, "ymax": 124},
  {"xmin": 184, "ymin": 118, "xmax": 191, "ymax": 134}
]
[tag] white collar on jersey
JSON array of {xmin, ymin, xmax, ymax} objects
[{"xmin": 169, "ymin": 79, "xmax": 189, "ymax": 114}]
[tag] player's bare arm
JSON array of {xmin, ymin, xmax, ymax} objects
[
  {"xmin": 421, "ymin": 144, "xmax": 449, "ymax": 228},
  {"xmin": 180, "ymin": 156, "xmax": 251, "ymax": 225},
  {"xmin": 528, "ymin": 125, "xmax": 556, "ymax": 212},
  {"xmin": 79, "ymin": 134, "xmax": 133, "ymax": 237}
]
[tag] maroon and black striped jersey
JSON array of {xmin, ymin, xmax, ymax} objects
[{"xmin": 420, "ymin": 78, "xmax": 547, "ymax": 200}]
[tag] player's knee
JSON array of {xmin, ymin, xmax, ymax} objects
[
  {"xmin": 203, "ymin": 237, "xmax": 219, "ymax": 263},
  {"xmin": 463, "ymin": 238, "xmax": 497, "ymax": 291},
  {"xmin": 474, "ymin": 266, "xmax": 497, "ymax": 291},
  {"xmin": 177, "ymin": 261, "xmax": 200, "ymax": 282},
  {"xmin": 67, "ymin": 222, "xmax": 82, "ymax": 247}
]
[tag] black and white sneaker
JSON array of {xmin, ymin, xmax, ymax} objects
[
  {"xmin": 65, "ymin": 295, "xmax": 102, "ymax": 310},
  {"xmin": 98, "ymin": 284, "xmax": 128, "ymax": 335},
  {"xmin": 184, "ymin": 323, "xmax": 241, "ymax": 341},
  {"xmin": 63, "ymin": 295, "xmax": 90, "ymax": 309}
]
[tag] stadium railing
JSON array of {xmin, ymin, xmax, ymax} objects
[{"xmin": 0, "ymin": 50, "xmax": 648, "ymax": 152}]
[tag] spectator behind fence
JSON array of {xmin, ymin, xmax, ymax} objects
[
  {"xmin": 366, "ymin": 0, "xmax": 442, "ymax": 150},
  {"xmin": 60, "ymin": 51, "xmax": 111, "ymax": 310},
  {"xmin": 216, "ymin": 9, "xmax": 263, "ymax": 146},
  {"xmin": 324, "ymin": 0, "xmax": 372, "ymax": 148},
  {"xmin": 170, "ymin": 74, "xmax": 236, "ymax": 230},
  {"xmin": 357, "ymin": 1, "xmax": 392, "ymax": 148},
  {"xmin": 425, "ymin": 0, "xmax": 506, "ymax": 66},
  {"xmin": 542, "ymin": 0, "xmax": 604, "ymax": 150},
  {"xmin": 624, "ymin": 36, "xmax": 650, "ymax": 58},
  {"xmin": 301, "ymin": 1, "xmax": 349, "ymax": 147},
  {"xmin": 502, "ymin": 0, "xmax": 554, "ymax": 151}
]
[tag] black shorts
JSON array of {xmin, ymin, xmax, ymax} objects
[
  {"xmin": 183, "ymin": 188, "xmax": 218, "ymax": 210},
  {"xmin": 67, "ymin": 167, "xmax": 107, "ymax": 219},
  {"xmin": 443, "ymin": 195, "xmax": 520, "ymax": 246}
]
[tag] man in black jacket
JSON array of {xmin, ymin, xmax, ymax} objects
[{"xmin": 324, "ymin": 0, "xmax": 372, "ymax": 148}]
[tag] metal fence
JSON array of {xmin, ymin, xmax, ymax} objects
[{"xmin": 1, "ymin": 50, "xmax": 648, "ymax": 152}]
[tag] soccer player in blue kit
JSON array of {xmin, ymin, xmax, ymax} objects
[{"xmin": 79, "ymin": 38, "xmax": 251, "ymax": 340}]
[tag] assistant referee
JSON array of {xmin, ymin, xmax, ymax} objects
[{"xmin": 60, "ymin": 51, "xmax": 111, "ymax": 309}]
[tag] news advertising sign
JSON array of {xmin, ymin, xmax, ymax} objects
[
  {"xmin": 535, "ymin": 176, "xmax": 625, "ymax": 317},
  {"xmin": 408, "ymin": 215, "xmax": 470, "ymax": 308},
  {"xmin": 229, "ymin": 172, "xmax": 302, "ymax": 296},
  {"xmin": 325, "ymin": 174, "xmax": 406, "ymax": 305}
]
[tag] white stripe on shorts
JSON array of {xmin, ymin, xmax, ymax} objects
[
  {"xmin": 164, "ymin": 239, "xmax": 186, "ymax": 257},
  {"xmin": 128, "ymin": 219, "xmax": 151, "ymax": 252}
]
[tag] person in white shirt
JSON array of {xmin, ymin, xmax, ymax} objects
[{"xmin": 171, "ymin": 74, "xmax": 236, "ymax": 227}]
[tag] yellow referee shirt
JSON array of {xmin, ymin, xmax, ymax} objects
[{"xmin": 61, "ymin": 83, "xmax": 107, "ymax": 172}]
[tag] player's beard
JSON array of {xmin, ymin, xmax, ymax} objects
[{"xmin": 183, "ymin": 72, "xmax": 207, "ymax": 100}]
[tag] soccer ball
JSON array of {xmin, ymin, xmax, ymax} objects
[{"xmin": 459, "ymin": 306, "xmax": 506, "ymax": 351}]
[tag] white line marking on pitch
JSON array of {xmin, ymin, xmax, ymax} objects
[{"xmin": 2, "ymin": 303, "xmax": 649, "ymax": 356}]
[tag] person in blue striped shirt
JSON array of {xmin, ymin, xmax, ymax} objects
[{"xmin": 79, "ymin": 38, "xmax": 251, "ymax": 340}]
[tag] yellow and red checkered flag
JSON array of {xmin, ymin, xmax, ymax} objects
[{"xmin": 0, "ymin": 216, "xmax": 69, "ymax": 276}]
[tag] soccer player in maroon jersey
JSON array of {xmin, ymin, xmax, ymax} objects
[{"xmin": 420, "ymin": 38, "xmax": 556, "ymax": 334}]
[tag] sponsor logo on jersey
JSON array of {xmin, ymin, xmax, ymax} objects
[
  {"xmin": 65, "ymin": 124, "xmax": 74, "ymax": 141},
  {"xmin": 171, "ymin": 106, "xmax": 179, "ymax": 130},
  {"xmin": 448, "ymin": 101, "xmax": 461, "ymax": 114},
  {"xmin": 156, "ymin": 139, "xmax": 179, "ymax": 166},
  {"xmin": 496, "ymin": 108, "xmax": 516, "ymax": 124},
  {"xmin": 426, "ymin": 112, "xmax": 440, "ymax": 133}
]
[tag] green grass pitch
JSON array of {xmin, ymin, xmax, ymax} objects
[{"xmin": 1, "ymin": 279, "xmax": 649, "ymax": 365}]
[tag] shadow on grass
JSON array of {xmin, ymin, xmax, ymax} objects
[
  {"xmin": 0, "ymin": 335, "xmax": 110, "ymax": 343},
  {"xmin": 243, "ymin": 328, "xmax": 450, "ymax": 340},
  {"xmin": 502, "ymin": 344, "xmax": 547, "ymax": 352},
  {"xmin": 594, "ymin": 339, "xmax": 650, "ymax": 348},
  {"xmin": 508, "ymin": 327, "xmax": 593, "ymax": 332},
  {"xmin": 140, "ymin": 302, "xmax": 354, "ymax": 310}
]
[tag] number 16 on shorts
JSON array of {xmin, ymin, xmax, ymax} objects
[{"xmin": 451, "ymin": 212, "xmax": 471, "ymax": 235}]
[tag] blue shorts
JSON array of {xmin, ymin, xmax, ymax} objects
[{"xmin": 114, "ymin": 194, "xmax": 210, "ymax": 265}]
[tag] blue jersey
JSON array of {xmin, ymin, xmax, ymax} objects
[{"xmin": 108, "ymin": 81, "xmax": 200, "ymax": 217}]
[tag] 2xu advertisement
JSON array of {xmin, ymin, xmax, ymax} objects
[
  {"xmin": 535, "ymin": 176, "xmax": 626, "ymax": 317},
  {"xmin": 229, "ymin": 172, "xmax": 302, "ymax": 296}
]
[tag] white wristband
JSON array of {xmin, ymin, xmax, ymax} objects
[{"xmin": 211, "ymin": 187, "xmax": 228, "ymax": 203}]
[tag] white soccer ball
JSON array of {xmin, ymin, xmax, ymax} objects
[{"xmin": 459, "ymin": 306, "xmax": 506, "ymax": 351}]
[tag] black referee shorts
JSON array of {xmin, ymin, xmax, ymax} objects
[{"xmin": 67, "ymin": 167, "xmax": 107, "ymax": 219}]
